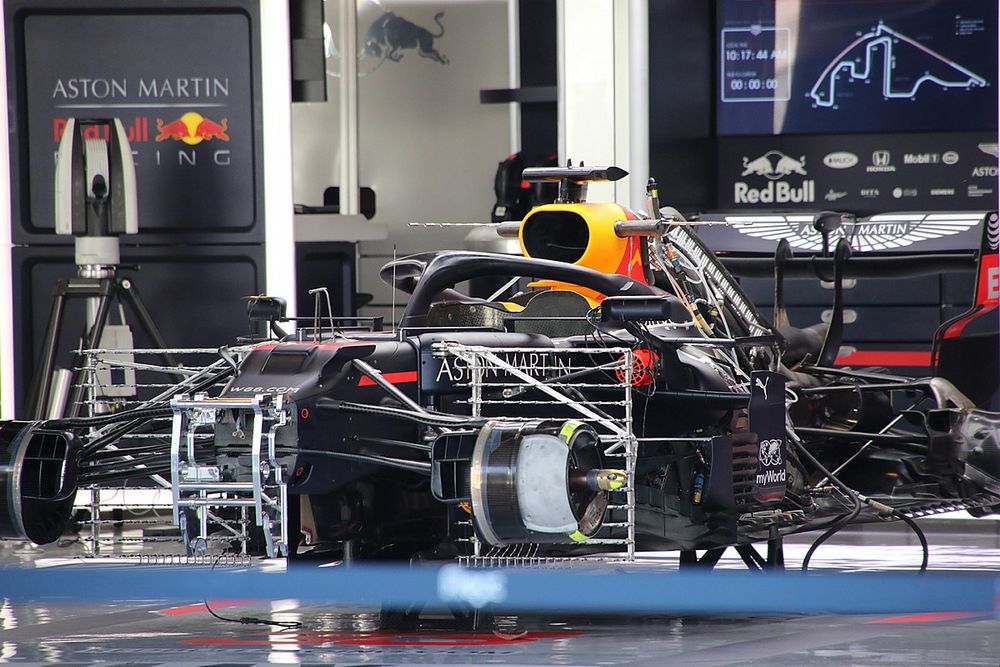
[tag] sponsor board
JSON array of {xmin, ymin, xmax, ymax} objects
[
  {"xmin": 930, "ymin": 188, "xmax": 956, "ymax": 196},
  {"xmin": 892, "ymin": 187, "xmax": 918, "ymax": 199},
  {"xmin": 972, "ymin": 165, "xmax": 999, "ymax": 178},
  {"xmin": 942, "ymin": 150, "xmax": 960, "ymax": 165},
  {"xmin": 824, "ymin": 189, "xmax": 847, "ymax": 201}
]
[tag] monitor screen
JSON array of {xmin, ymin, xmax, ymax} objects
[{"xmin": 717, "ymin": 0, "xmax": 999, "ymax": 135}]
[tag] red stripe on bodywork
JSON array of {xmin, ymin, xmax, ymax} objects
[
  {"xmin": 358, "ymin": 370, "xmax": 418, "ymax": 387},
  {"xmin": 834, "ymin": 351, "xmax": 932, "ymax": 367},
  {"xmin": 254, "ymin": 341, "xmax": 371, "ymax": 352},
  {"xmin": 943, "ymin": 304, "xmax": 997, "ymax": 339}
]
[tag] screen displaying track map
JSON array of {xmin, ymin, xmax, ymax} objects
[{"xmin": 717, "ymin": 0, "xmax": 998, "ymax": 135}]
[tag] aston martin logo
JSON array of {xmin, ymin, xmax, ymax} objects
[{"xmin": 725, "ymin": 212, "xmax": 984, "ymax": 253}]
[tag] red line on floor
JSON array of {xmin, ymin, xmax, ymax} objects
[
  {"xmin": 866, "ymin": 611, "xmax": 983, "ymax": 624},
  {"xmin": 157, "ymin": 599, "xmax": 258, "ymax": 616}
]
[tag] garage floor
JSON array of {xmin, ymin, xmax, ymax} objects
[{"xmin": 2, "ymin": 519, "xmax": 1000, "ymax": 666}]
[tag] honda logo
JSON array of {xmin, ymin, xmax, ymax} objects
[{"xmin": 871, "ymin": 150, "xmax": 891, "ymax": 167}]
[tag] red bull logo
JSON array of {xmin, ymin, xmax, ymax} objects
[
  {"xmin": 735, "ymin": 149, "xmax": 815, "ymax": 204},
  {"xmin": 155, "ymin": 112, "xmax": 229, "ymax": 145}
]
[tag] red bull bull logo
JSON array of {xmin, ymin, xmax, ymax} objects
[
  {"xmin": 155, "ymin": 112, "xmax": 229, "ymax": 145},
  {"xmin": 735, "ymin": 149, "xmax": 815, "ymax": 204}
]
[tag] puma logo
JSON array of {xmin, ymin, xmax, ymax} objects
[{"xmin": 755, "ymin": 376, "xmax": 769, "ymax": 400}]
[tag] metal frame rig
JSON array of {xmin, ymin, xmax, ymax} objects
[{"xmin": 2, "ymin": 169, "xmax": 999, "ymax": 571}]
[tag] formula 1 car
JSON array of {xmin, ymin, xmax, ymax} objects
[{"xmin": 2, "ymin": 166, "xmax": 999, "ymax": 570}]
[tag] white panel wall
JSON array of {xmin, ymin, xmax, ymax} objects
[
  {"xmin": 0, "ymin": 1, "xmax": 297, "ymax": 418},
  {"xmin": 292, "ymin": 1, "xmax": 511, "ymax": 324}
]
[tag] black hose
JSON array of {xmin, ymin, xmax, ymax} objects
[
  {"xmin": 787, "ymin": 430, "xmax": 873, "ymax": 572},
  {"xmin": 297, "ymin": 448, "xmax": 431, "ymax": 474},
  {"xmin": 800, "ymin": 501, "xmax": 862, "ymax": 572},
  {"xmin": 45, "ymin": 406, "xmax": 174, "ymax": 430},
  {"xmin": 317, "ymin": 398, "xmax": 486, "ymax": 428},
  {"xmin": 890, "ymin": 509, "xmax": 929, "ymax": 572},
  {"xmin": 80, "ymin": 366, "xmax": 235, "ymax": 458}
]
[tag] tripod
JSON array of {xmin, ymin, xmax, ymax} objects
[{"xmin": 27, "ymin": 265, "xmax": 179, "ymax": 420}]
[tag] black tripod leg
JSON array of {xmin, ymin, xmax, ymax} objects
[
  {"xmin": 117, "ymin": 277, "xmax": 183, "ymax": 381},
  {"xmin": 65, "ymin": 285, "xmax": 115, "ymax": 418},
  {"xmin": 767, "ymin": 536, "xmax": 785, "ymax": 570},
  {"xmin": 734, "ymin": 544, "xmax": 765, "ymax": 570},
  {"xmin": 27, "ymin": 279, "xmax": 70, "ymax": 419}
]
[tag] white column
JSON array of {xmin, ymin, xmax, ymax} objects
[
  {"xmin": 260, "ymin": 0, "xmax": 297, "ymax": 312},
  {"xmin": 338, "ymin": 0, "xmax": 359, "ymax": 216},
  {"xmin": 0, "ymin": 4, "xmax": 13, "ymax": 418},
  {"xmin": 557, "ymin": 0, "xmax": 632, "ymax": 204},
  {"xmin": 507, "ymin": 0, "xmax": 521, "ymax": 154},
  {"xmin": 627, "ymin": 0, "xmax": 649, "ymax": 209}
]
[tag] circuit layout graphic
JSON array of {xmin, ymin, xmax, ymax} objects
[{"xmin": 809, "ymin": 22, "xmax": 987, "ymax": 108}]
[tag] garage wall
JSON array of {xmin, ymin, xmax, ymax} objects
[{"xmin": 291, "ymin": 0, "xmax": 512, "ymax": 326}]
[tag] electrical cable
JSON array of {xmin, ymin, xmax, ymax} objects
[
  {"xmin": 204, "ymin": 555, "xmax": 301, "ymax": 630},
  {"xmin": 297, "ymin": 448, "xmax": 431, "ymax": 474},
  {"xmin": 890, "ymin": 508, "xmax": 929, "ymax": 572},
  {"xmin": 800, "ymin": 500, "xmax": 862, "ymax": 572},
  {"xmin": 789, "ymin": 427, "xmax": 927, "ymax": 572},
  {"xmin": 44, "ymin": 406, "xmax": 174, "ymax": 430}
]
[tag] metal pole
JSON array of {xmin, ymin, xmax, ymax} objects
[
  {"xmin": 628, "ymin": 0, "xmax": 649, "ymax": 208},
  {"xmin": 507, "ymin": 0, "xmax": 521, "ymax": 154},
  {"xmin": 338, "ymin": 0, "xmax": 360, "ymax": 216}
]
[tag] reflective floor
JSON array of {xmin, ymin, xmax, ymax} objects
[{"xmin": 2, "ymin": 517, "xmax": 1000, "ymax": 666}]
